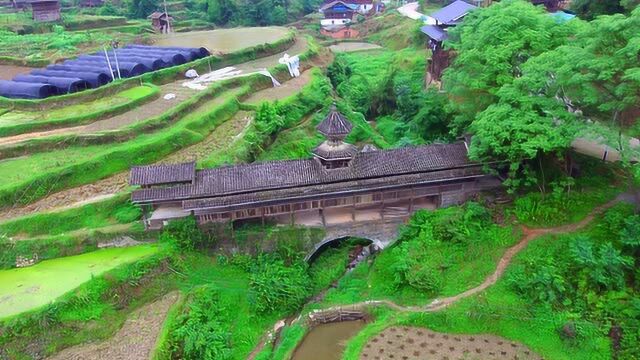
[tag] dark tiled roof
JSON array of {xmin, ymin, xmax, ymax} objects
[
  {"xmin": 129, "ymin": 162, "xmax": 195, "ymax": 186},
  {"xmin": 421, "ymin": 25, "xmax": 448, "ymax": 42},
  {"xmin": 131, "ymin": 142, "xmax": 474, "ymax": 203},
  {"xmin": 317, "ymin": 104, "xmax": 353, "ymax": 137},
  {"xmin": 430, "ymin": 0, "xmax": 476, "ymax": 25},
  {"xmin": 321, "ymin": 1, "xmax": 359, "ymax": 11},
  {"xmin": 184, "ymin": 166, "xmax": 487, "ymax": 212}
]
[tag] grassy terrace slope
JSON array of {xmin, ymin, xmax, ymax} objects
[
  {"xmin": 0, "ymin": 85, "xmax": 246, "ymax": 207},
  {"xmin": 0, "ymin": 84, "xmax": 159, "ymax": 137},
  {"xmin": 0, "ymin": 36, "xmax": 321, "ymax": 209},
  {"xmin": 0, "ymin": 245, "xmax": 158, "ymax": 319}
]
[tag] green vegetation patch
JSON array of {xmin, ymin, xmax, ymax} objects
[
  {"xmin": 321, "ymin": 203, "xmax": 519, "ymax": 306},
  {"xmin": 0, "ymin": 26, "xmax": 116, "ymax": 61},
  {"xmin": 0, "ymin": 245, "xmax": 158, "ymax": 319},
  {"xmin": 0, "ymin": 193, "xmax": 139, "ymax": 238},
  {"xmin": 0, "ymin": 86, "xmax": 244, "ymax": 208},
  {"xmin": 0, "ymin": 84, "xmax": 159, "ymax": 137}
]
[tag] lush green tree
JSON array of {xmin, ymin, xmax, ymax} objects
[
  {"xmin": 97, "ymin": 0, "xmax": 120, "ymax": 16},
  {"xmin": 271, "ymin": 5, "xmax": 288, "ymax": 25},
  {"xmin": 408, "ymin": 88, "xmax": 452, "ymax": 141},
  {"xmin": 571, "ymin": 0, "xmax": 638, "ymax": 20},
  {"xmin": 524, "ymin": 8, "xmax": 640, "ymax": 133},
  {"xmin": 443, "ymin": 0, "xmax": 574, "ymax": 133},
  {"xmin": 127, "ymin": 0, "xmax": 157, "ymax": 19},
  {"xmin": 571, "ymin": 237, "xmax": 632, "ymax": 292},
  {"xmin": 207, "ymin": 0, "xmax": 236, "ymax": 24}
]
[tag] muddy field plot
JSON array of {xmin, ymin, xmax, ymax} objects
[
  {"xmin": 360, "ymin": 327, "xmax": 541, "ymax": 360},
  {"xmin": 0, "ymin": 65, "xmax": 32, "ymax": 80}
]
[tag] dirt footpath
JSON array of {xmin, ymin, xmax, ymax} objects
[
  {"xmin": 0, "ymin": 82, "xmax": 197, "ymax": 146},
  {"xmin": 361, "ymin": 327, "xmax": 540, "ymax": 360},
  {"xmin": 47, "ymin": 292, "xmax": 179, "ymax": 360},
  {"xmin": 243, "ymin": 70, "xmax": 312, "ymax": 105}
]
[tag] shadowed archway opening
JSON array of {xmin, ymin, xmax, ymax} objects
[{"xmin": 306, "ymin": 236, "xmax": 374, "ymax": 264}]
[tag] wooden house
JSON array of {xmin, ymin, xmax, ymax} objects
[
  {"xmin": 129, "ymin": 105, "xmax": 500, "ymax": 230},
  {"xmin": 148, "ymin": 11, "xmax": 173, "ymax": 33},
  {"xmin": 29, "ymin": 0, "xmax": 60, "ymax": 22},
  {"xmin": 320, "ymin": 1, "xmax": 358, "ymax": 28},
  {"xmin": 420, "ymin": 0, "xmax": 477, "ymax": 84}
]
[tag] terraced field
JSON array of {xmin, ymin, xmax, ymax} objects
[{"xmin": 0, "ymin": 35, "xmax": 324, "ymax": 221}]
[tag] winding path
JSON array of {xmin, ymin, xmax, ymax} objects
[
  {"xmin": 249, "ymin": 196, "xmax": 631, "ymax": 358},
  {"xmin": 323, "ymin": 197, "xmax": 623, "ymax": 314}
]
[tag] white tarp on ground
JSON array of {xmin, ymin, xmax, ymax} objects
[
  {"xmin": 181, "ymin": 50, "xmax": 303, "ymax": 90},
  {"xmin": 279, "ymin": 54, "xmax": 300, "ymax": 77},
  {"xmin": 181, "ymin": 67, "xmax": 281, "ymax": 90}
]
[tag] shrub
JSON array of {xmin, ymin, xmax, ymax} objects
[
  {"xmin": 379, "ymin": 202, "xmax": 496, "ymax": 296},
  {"xmin": 114, "ymin": 202, "xmax": 142, "ymax": 223},
  {"xmin": 248, "ymin": 255, "xmax": 311, "ymax": 313},
  {"xmin": 160, "ymin": 217, "xmax": 210, "ymax": 251},
  {"xmin": 173, "ymin": 286, "xmax": 233, "ymax": 360}
]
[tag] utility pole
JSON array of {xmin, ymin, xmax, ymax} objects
[
  {"xmin": 103, "ymin": 46, "xmax": 115, "ymax": 81},
  {"xmin": 163, "ymin": 0, "xmax": 171, "ymax": 34},
  {"xmin": 112, "ymin": 40, "xmax": 121, "ymax": 80}
]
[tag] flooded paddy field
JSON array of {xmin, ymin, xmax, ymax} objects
[
  {"xmin": 0, "ymin": 245, "xmax": 158, "ymax": 319},
  {"xmin": 154, "ymin": 26, "xmax": 290, "ymax": 54}
]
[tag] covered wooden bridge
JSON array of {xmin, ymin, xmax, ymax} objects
[{"xmin": 130, "ymin": 105, "xmax": 501, "ymax": 230}]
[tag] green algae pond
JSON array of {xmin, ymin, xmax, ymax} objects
[{"xmin": 0, "ymin": 245, "xmax": 158, "ymax": 319}]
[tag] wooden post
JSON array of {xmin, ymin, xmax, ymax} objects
[
  {"xmin": 261, "ymin": 207, "xmax": 265, "ymax": 227},
  {"xmin": 320, "ymin": 208, "xmax": 326, "ymax": 226},
  {"xmin": 351, "ymin": 195, "xmax": 356, "ymax": 222},
  {"xmin": 409, "ymin": 187, "xmax": 414, "ymax": 213},
  {"xmin": 380, "ymin": 192, "xmax": 385, "ymax": 220}
]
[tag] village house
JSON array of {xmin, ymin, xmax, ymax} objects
[
  {"xmin": 28, "ymin": 0, "xmax": 60, "ymax": 22},
  {"xmin": 129, "ymin": 105, "xmax": 500, "ymax": 230},
  {"xmin": 320, "ymin": 0, "xmax": 358, "ymax": 28},
  {"xmin": 148, "ymin": 11, "xmax": 173, "ymax": 34},
  {"xmin": 420, "ymin": 0, "xmax": 476, "ymax": 84},
  {"xmin": 319, "ymin": 0, "xmax": 383, "ymax": 39}
]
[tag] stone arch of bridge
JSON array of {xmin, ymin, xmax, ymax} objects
[{"xmin": 304, "ymin": 235, "xmax": 384, "ymax": 263}]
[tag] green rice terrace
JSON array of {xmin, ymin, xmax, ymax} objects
[{"xmin": 0, "ymin": 1, "xmax": 639, "ymax": 360}]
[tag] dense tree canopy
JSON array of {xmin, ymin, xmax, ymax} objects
[
  {"xmin": 443, "ymin": 0, "xmax": 577, "ymax": 188},
  {"xmin": 523, "ymin": 8, "xmax": 640, "ymax": 130},
  {"xmin": 571, "ymin": 0, "xmax": 639, "ymax": 20},
  {"xmin": 443, "ymin": 0, "xmax": 575, "ymax": 133}
]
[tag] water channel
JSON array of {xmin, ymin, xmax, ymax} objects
[{"xmin": 290, "ymin": 320, "xmax": 366, "ymax": 360}]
